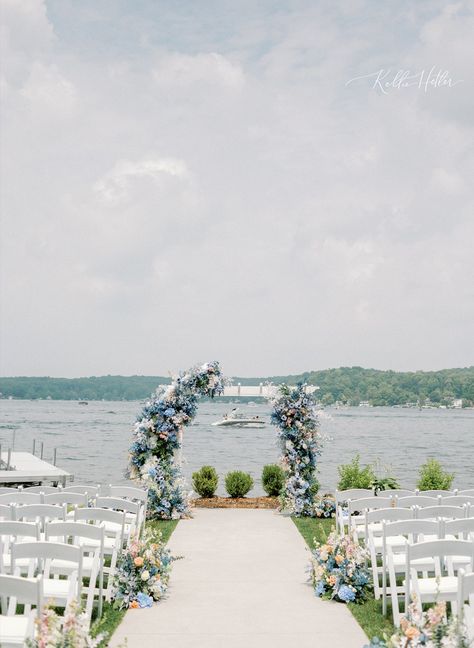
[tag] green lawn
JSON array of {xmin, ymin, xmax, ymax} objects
[
  {"xmin": 292, "ymin": 517, "xmax": 395, "ymax": 643},
  {"xmin": 91, "ymin": 519, "xmax": 179, "ymax": 646}
]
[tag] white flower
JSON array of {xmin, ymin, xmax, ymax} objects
[{"xmin": 141, "ymin": 570, "xmax": 150, "ymax": 581}]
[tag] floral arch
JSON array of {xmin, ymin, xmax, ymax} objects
[{"xmin": 128, "ymin": 362, "xmax": 322, "ymax": 520}]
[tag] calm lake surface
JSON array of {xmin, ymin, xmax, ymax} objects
[{"xmin": 1, "ymin": 400, "xmax": 473, "ymax": 495}]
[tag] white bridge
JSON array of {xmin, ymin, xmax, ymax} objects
[
  {"xmin": 222, "ymin": 384, "xmax": 319, "ymax": 397},
  {"xmin": 159, "ymin": 383, "xmax": 319, "ymax": 397}
]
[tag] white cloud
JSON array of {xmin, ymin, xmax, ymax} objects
[{"xmin": 0, "ymin": 0, "xmax": 473, "ymax": 376}]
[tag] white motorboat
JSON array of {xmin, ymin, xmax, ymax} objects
[{"xmin": 212, "ymin": 408, "xmax": 266, "ymax": 428}]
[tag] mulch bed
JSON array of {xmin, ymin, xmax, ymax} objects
[{"xmin": 190, "ymin": 496, "xmax": 280, "ymax": 509}]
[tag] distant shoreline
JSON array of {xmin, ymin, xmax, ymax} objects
[{"xmin": 1, "ymin": 367, "xmax": 473, "ymax": 408}]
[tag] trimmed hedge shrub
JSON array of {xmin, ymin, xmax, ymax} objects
[
  {"xmin": 261, "ymin": 464, "xmax": 285, "ymax": 496},
  {"xmin": 417, "ymin": 459, "xmax": 454, "ymax": 491},
  {"xmin": 225, "ymin": 471, "xmax": 254, "ymax": 498},
  {"xmin": 192, "ymin": 465, "xmax": 219, "ymax": 498}
]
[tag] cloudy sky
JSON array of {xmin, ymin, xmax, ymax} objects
[{"xmin": 1, "ymin": 0, "xmax": 473, "ymax": 378}]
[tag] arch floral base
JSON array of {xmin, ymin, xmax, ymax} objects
[
  {"xmin": 270, "ymin": 383, "xmax": 322, "ymax": 517},
  {"xmin": 128, "ymin": 361, "xmax": 226, "ymax": 520}
]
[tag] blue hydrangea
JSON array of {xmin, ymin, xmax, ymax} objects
[
  {"xmin": 337, "ymin": 585, "xmax": 356, "ymax": 602},
  {"xmin": 137, "ymin": 592, "xmax": 153, "ymax": 608}
]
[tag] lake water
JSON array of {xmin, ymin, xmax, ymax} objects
[{"xmin": 1, "ymin": 400, "xmax": 473, "ymax": 494}]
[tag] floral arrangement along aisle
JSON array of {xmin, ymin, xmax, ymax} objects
[
  {"xmin": 270, "ymin": 383, "xmax": 322, "ymax": 516},
  {"xmin": 113, "ymin": 529, "xmax": 177, "ymax": 609},
  {"xmin": 310, "ymin": 530, "xmax": 371, "ymax": 603},
  {"xmin": 27, "ymin": 600, "xmax": 104, "ymax": 647},
  {"xmin": 313, "ymin": 495, "xmax": 336, "ymax": 519},
  {"xmin": 128, "ymin": 361, "xmax": 226, "ymax": 519},
  {"xmin": 366, "ymin": 600, "xmax": 471, "ymax": 647}
]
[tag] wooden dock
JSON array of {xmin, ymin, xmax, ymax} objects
[{"xmin": 0, "ymin": 451, "xmax": 73, "ymax": 486}]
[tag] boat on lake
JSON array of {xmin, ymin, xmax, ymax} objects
[{"xmin": 212, "ymin": 408, "xmax": 266, "ymax": 428}]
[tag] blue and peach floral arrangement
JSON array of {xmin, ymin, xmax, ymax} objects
[
  {"xmin": 270, "ymin": 383, "xmax": 322, "ymax": 516},
  {"xmin": 128, "ymin": 361, "xmax": 226, "ymax": 519},
  {"xmin": 310, "ymin": 530, "xmax": 371, "ymax": 603},
  {"xmin": 112, "ymin": 529, "xmax": 177, "ymax": 610}
]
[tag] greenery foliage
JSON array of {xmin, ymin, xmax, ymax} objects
[
  {"xmin": 2, "ymin": 366, "xmax": 474, "ymax": 405},
  {"xmin": 371, "ymin": 476, "xmax": 400, "ymax": 494},
  {"xmin": 225, "ymin": 471, "xmax": 254, "ymax": 498},
  {"xmin": 417, "ymin": 458, "xmax": 455, "ymax": 491},
  {"xmin": 337, "ymin": 455, "xmax": 376, "ymax": 490},
  {"xmin": 261, "ymin": 464, "xmax": 285, "ymax": 496},
  {"xmin": 192, "ymin": 465, "xmax": 219, "ymax": 498}
]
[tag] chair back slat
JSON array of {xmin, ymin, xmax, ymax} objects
[{"xmin": 398, "ymin": 496, "xmax": 438, "ymax": 508}]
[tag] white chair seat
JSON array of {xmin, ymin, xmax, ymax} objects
[
  {"xmin": 414, "ymin": 576, "xmax": 458, "ymax": 596},
  {"xmin": 51, "ymin": 555, "xmax": 95, "ymax": 575},
  {"xmin": 0, "ymin": 616, "xmax": 32, "ymax": 645},
  {"xmin": 43, "ymin": 577, "xmax": 73, "ymax": 603},
  {"xmin": 393, "ymin": 554, "xmax": 436, "ymax": 570},
  {"xmin": 373, "ymin": 535, "xmax": 406, "ymax": 550}
]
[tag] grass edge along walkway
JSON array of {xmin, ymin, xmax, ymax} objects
[
  {"xmin": 292, "ymin": 517, "xmax": 395, "ymax": 641},
  {"xmin": 91, "ymin": 519, "xmax": 179, "ymax": 646}
]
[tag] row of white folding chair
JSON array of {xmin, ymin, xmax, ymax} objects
[
  {"xmin": 9, "ymin": 536, "xmax": 102, "ymax": 627},
  {"xmin": 74, "ymin": 507, "xmax": 124, "ymax": 601},
  {"xmin": 458, "ymin": 570, "xmax": 474, "ymax": 643},
  {"xmin": 0, "ymin": 513, "xmax": 119, "ymax": 609},
  {"xmin": 367, "ymin": 509, "xmax": 474, "ymax": 601},
  {"xmin": 348, "ymin": 497, "xmax": 472, "ymax": 539},
  {"xmin": 0, "ymin": 574, "xmax": 42, "ymax": 647},
  {"xmin": 45, "ymin": 521, "xmax": 104, "ymax": 620},
  {"xmin": 0, "ymin": 487, "xmax": 148, "ymax": 536},
  {"xmin": 335, "ymin": 488, "xmax": 471, "ymax": 534},
  {"xmin": 382, "ymin": 520, "xmax": 474, "ymax": 625}
]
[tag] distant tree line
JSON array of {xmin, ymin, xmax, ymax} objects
[
  {"xmin": 0, "ymin": 367, "xmax": 473, "ymax": 406},
  {"xmin": 237, "ymin": 366, "xmax": 474, "ymax": 407}
]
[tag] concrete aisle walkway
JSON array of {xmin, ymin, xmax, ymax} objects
[{"xmin": 110, "ymin": 509, "xmax": 367, "ymax": 648}]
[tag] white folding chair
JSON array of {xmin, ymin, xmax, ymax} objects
[
  {"xmin": 458, "ymin": 569, "xmax": 474, "ymax": 643},
  {"xmin": 382, "ymin": 489, "xmax": 415, "ymax": 498},
  {"xmin": 348, "ymin": 496, "xmax": 394, "ymax": 540},
  {"xmin": 444, "ymin": 517, "xmax": 474, "ymax": 541},
  {"xmin": 0, "ymin": 521, "xmax": 41, "ymax": 574},
  {"xmin": 415, "ymin": 504, "xmax": 467, "ymax": 520},
  {"xmin": 13, "ymin": 504, "xmax": 67, "ymax": 532},
  {"xmin": 441, "ymin": 495, "xmax": 473, "ymax": 509},
  {"xmin": 46, "ymin": 521, "xmax": 103, "ymax": 623},
  {"xmin": 61, "ymin": 484, "xmax": 100, "ymax": 498},
  {"xmin": 365, "ymin": 508, "xmax": 414, "ymax": 599},
  {"xmin": 108, "ymin": 485, "xmax": 148, "ymax": 534},
  {"xmin": 405, "ymin": 539, "xmax": 474, "ymax": 616},
  {"xmin": 44, "ymin": 492, "xmax": 88, "ymax": 519},
  {"xmin": 459, "ymin": 489, "xmax": 474, "ymax": 498},
  {"xmin": 0, "ymin": 493, "xmax": 43, "ymax": 506},
  {"xmin": 73, "ymin": 507, "xmax": 124, "ymax": 601},
  {"xmin": 12, "ymin": 541, "xmax": 82, "ymax": 609},
  {"xmin": 335, "ymin": 488, "xmax": 373, "ymax": 534},
  {"xmin": 421, "ymin": 490, "xmax": 455, "ymax": 498},
  {"xmin": 383, "ymin": 519, "xmax": 441, "ymax": 626},
  {"xmin": 397, "ymin": 495, "xmax": 439, "ymax": 508},
  {"xmin": 22, "ymin": 486, "xmax": 58, "ymax": 494},
  {"xmin": 0, "ymin": 574, "xmax": 43, "ymax": 647},
  {"xmin": 95, "ymin": 497, "xmax": 140, "ymax": 545}
]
